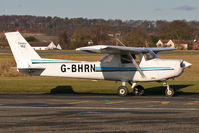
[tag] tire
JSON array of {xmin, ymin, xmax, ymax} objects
[
  {"xmin": 165, "ymin": 88, "xmax": 175, "ymax": 97},
  {"xmin": 118, "ymin": 86, "xmax": 129, "ymax": 97},
  {"xmin": 133, "ymin": 85, "xmax": 144, "ymax": 96}
]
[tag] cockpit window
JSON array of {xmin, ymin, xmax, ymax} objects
[
  {"xmin": 121, "ymin": 54, "xmax": 132, "ymax": 63},
  {"xmin": 121, "ymin": 53, "xmax": 141, "ymax": 64},
  {"xmin": 100, "ymin": 54, "xmax": 114, "ymax": 63}
]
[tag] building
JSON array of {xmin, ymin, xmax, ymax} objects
[
  {"xmin": 56, "ymin": 44, "xmax": 62, "ymax": 50},
  {"xmin": 30, "ymin": 42, "xmax": 57, "ymax": 50},
  {"xmin": 48, "ymin": 42, "xmax": 57, "ymax": 49},
  {"xmin": 156, "ymin": 40, "xmax": 188, "ymax": 50},
  {"xmin": 173, "ymin": 40, "xmax": 188, "ymax": 50},
  {"xmin": 156, "ymin": 40, "xmax": 175, "ymax": 48}
]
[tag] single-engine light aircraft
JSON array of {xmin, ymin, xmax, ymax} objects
[{"xmin": 5, "ymin": 32, "xmax": 192, "ymax": 97}]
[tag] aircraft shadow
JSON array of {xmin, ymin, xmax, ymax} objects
[
  {"xmin": 50, "ymin": 84, "xmax": 197, "ymax": 96},
  {"xmin": 144, "ymin": 84, "xmax": 196, "ymax": 96},
  {"xmin": 50, "ymin": 86, "xmax": 75, "ymax": 94},
  {"xmin": 50, "ymin": 86, "xmax": 116, "ymax": 96}
]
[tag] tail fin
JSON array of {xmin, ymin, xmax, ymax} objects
[{"xmin": 5, "ymin": 32, "xmax": 41, "ymax": 69}]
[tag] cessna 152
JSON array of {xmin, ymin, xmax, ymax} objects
[{"xmin": 5, "ymin": 31, "xmax": 191, "ymax": 97}]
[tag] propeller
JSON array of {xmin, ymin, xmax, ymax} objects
[{"xmin": 115, "ymin": 38, "xmax": 146, "ymax": 78}]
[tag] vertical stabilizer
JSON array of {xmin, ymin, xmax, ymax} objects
[{"xmin": 5, "ymin": 32, "xmax": 41, "ymax": 68}]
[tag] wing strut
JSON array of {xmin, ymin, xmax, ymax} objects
[
  {"xmin": 129, "ymin": 53, "xmax": 146, "ymax": 78},
  {"xmin": 115, "ymin": 38, "xmax": 146, "ymax": 78}
]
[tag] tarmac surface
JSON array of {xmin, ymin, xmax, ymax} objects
[{"xmin": 0, "ymin": 93, "xmax": 199, "ymax": 133}]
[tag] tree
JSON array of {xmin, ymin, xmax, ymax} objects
[
  {"xmin": 70, "ymin": 27, "xmax": 92, "ymax": 49},
  {"xmin": 59, "ymin": 31, "xmax": 70, "ymax": 49},
  {"xmin": 149, "ymin": 35, "xmax": 160, "ymax": 47},
  {"xmin": 124, "ymin": 28, "xmax": 149, "ymax": 47},
  {"xmin": 25, "ymin": 36, "xmax": 38, "ymax": 42},
  {"xmin": 160, "ymin": 20, "xmax": 193, "ymax": 40},
  {"xmin": 90, "ymin": 24, "xmax": 110, "ymax": 45}
]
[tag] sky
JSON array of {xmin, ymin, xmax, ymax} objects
[{"xmin": 0, "ymin": 0, "xmax": 199, "ymax": 21}]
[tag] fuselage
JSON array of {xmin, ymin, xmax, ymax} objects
[{"xmin": 20, "ymin": 54, "xmax": 185, "ymax": 82}]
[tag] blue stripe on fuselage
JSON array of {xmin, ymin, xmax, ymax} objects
[{"xmin": 95, "ymin": 67, "xmax": 173, "ymax": 71}]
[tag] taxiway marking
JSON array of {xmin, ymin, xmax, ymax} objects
[
  {"xmin": 127, "ymin": 101, "xmax": 160, "ymax": 104},
  {"xmin": 68, "ymin": 100, "xmax": 90, "ymax": 104},
  {"xmin": 161, "ymin": 101, "xmax": 170, "ymax": 105},
  {"xmin": 185, "ymin": 101, "xmax": 199, "ymax": 105},
  {"xmin": 105, "ymin": 101, "xmax": 125, "ymax": 104}
]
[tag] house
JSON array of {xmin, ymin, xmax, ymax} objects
[
  {"xmin": 56, "ymin": 44, "xmax": 62, "ymax": 50},
  {"xmin": 156, "ymin": 40, "xmax": 188, "ymax": 50},
  {"xmin": 48, "ymin": 42, "xmax": 57, "ymax": 49},
  {"xmin": 30, "ymin": 41, "xmax": 57, "ymax": 50},
  {"xmin": 173, "ymin": 40, "xmax": 188, "ymax": 50},
  {"xmin": 156, "ymin": 40, "xmax": 175, "ymax": 48}
]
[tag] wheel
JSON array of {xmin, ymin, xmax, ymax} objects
[
  {"xmin": 118, "ymin": 86, "xmax": 129, "ymax": 96},
  {"xmin": 133, "ymin": 85, "xmax": 144, "ymax": 96},
  {"xmin": 165, "ymin": 88, "xmax": 175, "ymax": 97}
]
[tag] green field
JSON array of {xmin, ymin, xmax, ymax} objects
[{"xmin": 0, "ymin": 52, "xmax": 199, "ymax": 95}]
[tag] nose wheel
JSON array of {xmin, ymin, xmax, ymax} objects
[
  {"xmin": 165, "ymin": 88, "xmax": 174, "ymax": 97},
  {"xmin": 164, "ymin": 81, "xmax": 175, "ymax": 97}
]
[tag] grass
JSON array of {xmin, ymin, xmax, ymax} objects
[
  {"xmin": 0, "ymin": 52, "xmax": 199, "ymax": 94},
  {"xmin": 0, "ymin": 77, "xmax": 198, "ymax": 95}
]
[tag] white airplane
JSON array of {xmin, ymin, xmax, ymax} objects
[{"xmin": 5, "ymin": 31, "xmax": 192, "ymax": 97}]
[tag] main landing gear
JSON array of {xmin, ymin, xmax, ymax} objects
[
  {"xmin": 117, "ymin": 80, "xmax": 175, "ymax": 97},
  {"xmin": 133, "ymin": 85, "xmax": 145, "ymax": 96},
  {"xmin": 118, "ymin": 86, "xmax": 129, "ymax": 97},
  {"xmin": 117, "ymin": 82, "xmax": 144, "ymax": 96}
]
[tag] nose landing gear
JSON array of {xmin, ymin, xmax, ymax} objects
[{"xmin": 163, "ymin": 81, "xmax": 175, "ymax": 97}]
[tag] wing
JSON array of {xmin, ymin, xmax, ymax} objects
[
  {"xmin": 76, "ymin": 45, "xmax": 175, "ymax": 54},
  {"xmin": 147, "ymin": 47, "xmax": 176, "ymax": 53}
]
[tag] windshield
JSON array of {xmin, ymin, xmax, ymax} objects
[{"xmin": 143, "ymin": 51, "xmax": 158, "ymax": 61}]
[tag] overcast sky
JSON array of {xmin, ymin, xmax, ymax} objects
[{"xmin": 0, "ymin": 0, "xmax": 199, "ymax": 21}]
